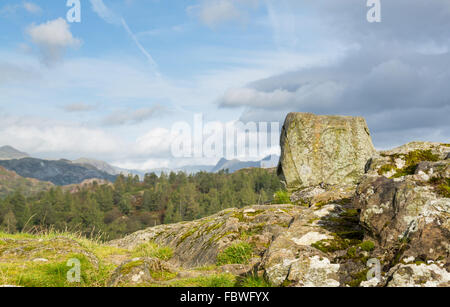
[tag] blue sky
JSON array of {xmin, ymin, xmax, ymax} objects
[{"xmin": 0, "ymin": 0, "xmax": 449, "ymax": 170}]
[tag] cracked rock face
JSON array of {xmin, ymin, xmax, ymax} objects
[
  {"xmin": 356, "ymin": 143, "xmax": 450, "ymax": 268},
  {"xmin": 260, "ymin": 201, "xmax": 366, "ymax": 287},
  {"xmin": 278, "ymin": 112, "xmax": 376, "ymax": 191}
]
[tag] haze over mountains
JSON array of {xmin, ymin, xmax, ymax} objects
[
  {"xmin": 0, "ymin": 145, "xmax": 279, "ymax": 187},
  {"xmin": 0, "ymin": 146, "xmax": 29, "ymax": 160}
]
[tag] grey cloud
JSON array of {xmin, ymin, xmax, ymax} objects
[
  {"xmin": 219, "ymin": 0, "xmax": 450, "ymax": 148},
  {"xmin": 63, "ymin": 103, "xmax": 97, "ymax": 113},
  {"xmin": 103, "ymin": 106, "xmax": 166, "ymax": 126}
]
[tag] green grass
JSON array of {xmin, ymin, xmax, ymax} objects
[
  {"xmin": 0, "ymin": 230, "xmax": 131, "ymax": 287},
  {"xmin": 236, "ymin": 275, "xmax": 272, "ymax": 287},
  {"xmin": 131, "ymin": 242, "xmax": 174, "ymax": 261},
  {"xmin": 0, "ymin": 253, "xmax": 111, "ymax": 287},
  {"xmin": 217, "ymin": 242, "xmax": 254, "ymax": 265}
]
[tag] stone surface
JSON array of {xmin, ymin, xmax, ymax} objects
[
  {"xmin": 110, "ymin": 205, "xmax": 301, "ymax": 268},
  {"xmin": 278, "ymin": 113, "xmax": 376, "ymax": 191},
  {"xmin": 386, "ymin": 263, "xmax": 450, "ymax": 287},
  {"xmin": 108, "ymin": 257, "xmax": 177, "ymax": 286},
  {"xmin": 355, "ymin": 142, "xmax": 450, "ymax": 268},
  {"xmin": 260, "ymin": 199, "xmax": 367, "ymax": 287}
]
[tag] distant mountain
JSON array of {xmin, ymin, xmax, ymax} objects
[
  {"xmin": 211, "ymin": 158, "xmax": 259, "ymax": 173},
  {"xmin": 0, "ymin": 146, "xmax": 29, "ymax": 160},
  {"xmin": 211, "ymin": 155, "xmax": 280, "ymax": 173},
  {"xmin": 0, "ymin": 166, "xmax": 53, "ymax": 197},
  {"xmin": 0, "ymin": 158, "xmax": 117, "ymax": 186},
  {"xmin": 260, "ymin": 155, "xmax": 280, "ymax": 169},
  {"xmin": 73, "ymin": 158, "xmax": 119, "ymax": 175}
]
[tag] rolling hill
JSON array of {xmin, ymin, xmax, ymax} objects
[{"xmin": 0, "ymin": 166, "xmax": 53, "ymax": 197}]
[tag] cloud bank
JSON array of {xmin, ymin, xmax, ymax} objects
[{"xmin": 219, "ymin": 0, "xmax": 450, "ymax": 148}]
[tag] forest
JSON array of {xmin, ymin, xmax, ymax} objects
[{"xmin": 0, "ymin": 168, "xmax": 284, "ymax": 240}]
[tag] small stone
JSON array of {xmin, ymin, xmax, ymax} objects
[{"xmin": 33, "ymin": 258, "xmax": 49, "ymax": 262}]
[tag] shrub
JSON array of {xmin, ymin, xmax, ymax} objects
[{"xmin": 273, "ymin": 190, "xmax": 291, "ymax": 204}]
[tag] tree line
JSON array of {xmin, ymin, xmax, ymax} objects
[{"xmin": 0, "ymin": 169, "xmax": 283, "ymax": 240}]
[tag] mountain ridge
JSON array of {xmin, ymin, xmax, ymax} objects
[
  {"xmin": 0, "ymin": 146, "xmax": 29, "ymax": 160},
  {"xmin": 0, "ymin": 158, "xmax": 117, "ymax": 186}
]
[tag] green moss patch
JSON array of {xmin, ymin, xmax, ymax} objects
[
  {"xmin": 358, "ymin": 241, "xmax": 375, "ymax": 252},
  {"xmin": 235, "ymin": 275, "xmax": 272, "ymax": 287},
  {"xmin": 390, "ymin": 150, "xmax": 440, "ymax": 178},
  {"xmin": 429, "ymin": 177, "xmax": 450, "ymax": 198},
  {"xmin": 311, "ymin": 234, "xmax": 361, "ymax": 254},
  {"xmin": 378, "ymin": 164, "xmax": 396, "ymax": 176},
  {"xmin": 346, "ymin": 269, "xmax": 369, "ymax": 287}
]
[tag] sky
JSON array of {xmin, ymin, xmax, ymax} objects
[{"xmin": 0, "ymin": 0, "xmax": 449, "ymax": 170}]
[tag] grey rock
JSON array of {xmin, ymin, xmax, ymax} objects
[{"xmin": 278, "ymin": 113, "xmax": 376, "ymax": 191}]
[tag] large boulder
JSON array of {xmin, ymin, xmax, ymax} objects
[{"xmin": 278, "ymin": 113, "xmax": 376, "ymax": 191}]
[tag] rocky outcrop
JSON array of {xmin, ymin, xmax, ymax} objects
[
  {"xmin": 108, "ymin": 257, "xmax": 177, "ymax": 286},
  {"xmin": 260, "ymin": 201, "xmax": 363, "ymax": 287},
  {"xmin": 353, "ymin": 142, "xmax": 450, "ymax": 286},
  {"xmin": 278, "ymin": 113, "xmax": 376, "ymax": 191},
  {"xmin": 0, "ymin": 236, "xmax": 99, "ymax": 271},
  {"xmin": 110, "ymin": 205, "xmax": 301, "ymax": 269},
  {"xmin": 106, "ymin": 141, "xmax": 448, "ymax": 288}
]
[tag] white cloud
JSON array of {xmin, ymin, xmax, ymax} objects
[
  {"xmin": 23, "ymin": 2, "xmax": 42, "ymax": 14},
  {"xmin": 188, "ymin": 0, "xmax": 260, "ymax": 28},
  {"xmin": 26, "ymin": 18, "xmax": 81, "ymax": 65},
  {"xmin": 135, "ymin": 128, "xmax": 173, "ymax": 156},
  {"xmin": 0, "ymin": 117, "xmax": 120, "ymax": 157}
]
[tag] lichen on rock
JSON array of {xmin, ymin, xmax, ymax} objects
[{"xmin": 278, "ymin": 112, "xmax": 376, "ymax": 191}]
